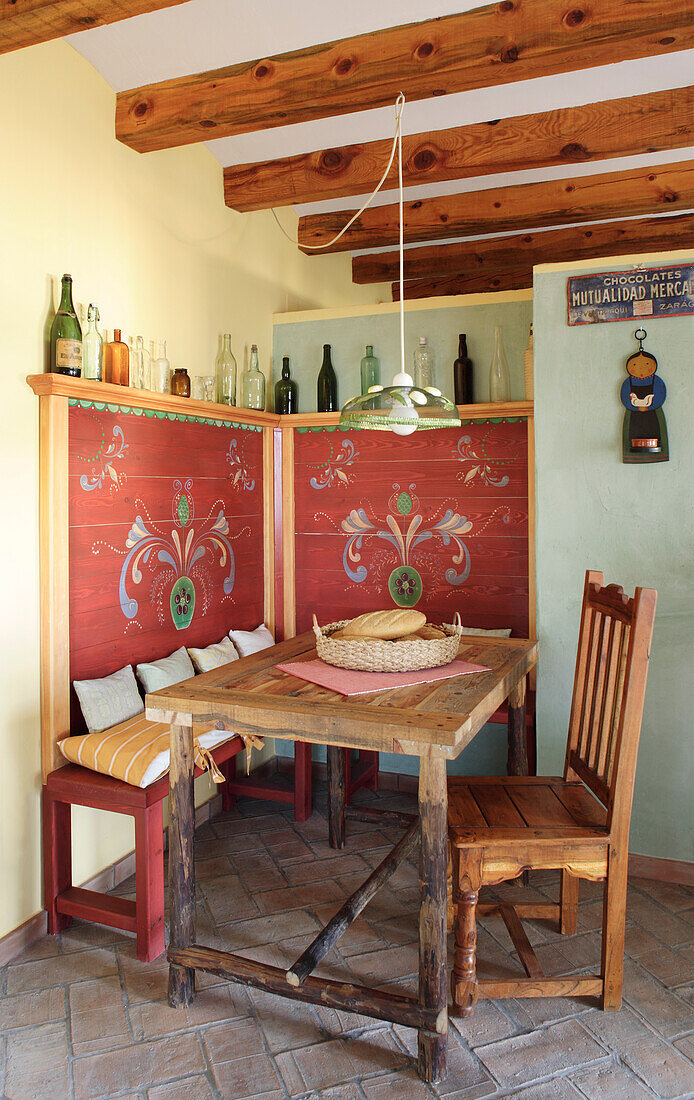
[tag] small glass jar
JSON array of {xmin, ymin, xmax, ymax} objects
[{"xmin": 171, "ymin": 367, "xmax": 191, "ymax": 397}]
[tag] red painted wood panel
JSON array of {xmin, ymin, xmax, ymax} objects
[
  {"xmin": 68, "ymin": 404, "xmax": 265, "ymax": 723},
  {"xmin": 293, "ymin": 420, "xmax": 530, "ymax": 637}
]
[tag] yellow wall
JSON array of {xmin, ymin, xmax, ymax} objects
[{"xmin": 0, "ymin": 40, "xmax": 386, "ymax": 943}]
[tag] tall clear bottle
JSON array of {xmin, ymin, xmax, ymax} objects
[
  {"xmin": 489, "ymin": 325, "xmax": 511, "ymax": 403},
  {"xmin": 216, "ymin": 333, "xmax": 237, "ymax": 405},
  {"xmin": 360, "ymin": 345, "xmax": 380, "ymax": 393},
  {"xmin": 50, "ymin": 274, "xmax": 82, "ymax": 376},
  {"xmin": 131, "ymin": 336, "xmax": 150, "ymax": 389},
  {"xmin": 317, "ymin": 344, "xmax": 338, "ymax": 412},
  {"xmin": 241, "ymin": 344, "xmax": 265, "ymax": 410},
  {"xmin": 82, "ymin": 304, "xmax": 103, "ymax": 381},
  {"xmin": 413, "ymin": 336, "xmax": 434, "ymax": 389},
  {"xmin": 151, "ymin": 340, "xmax": 171, "ymax": 394}
]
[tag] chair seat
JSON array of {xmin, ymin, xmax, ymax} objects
[{"xmin": 448, "ymin": 777, "xmax": 609, "ymax": 846}]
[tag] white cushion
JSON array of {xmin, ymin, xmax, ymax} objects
[
  {"xmin": 228, "ymin": 624, "xmax": 275, "ymax": 657},
  {"xmin": 73, "ymin": 664, "xmax": 144, "ymax": 734},
  {"xmin": 136, "ymin": 646, "xmax": 195, "ymax": 693},
  {"xmin": 459, "ymin": 625, "xmax": 512, "ymax": 638},
  {"xmin": 188, "ymin": 636, "xmax": 239, "ymax": 674}
]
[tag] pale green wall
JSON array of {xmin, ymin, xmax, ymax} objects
[
  {"xmin": 273, "ymin": 299, "xmax": 532, "ymax": 412},
  {"xmin": 534, "ymin": 259, "xmax": 694, "ymax": 862}
]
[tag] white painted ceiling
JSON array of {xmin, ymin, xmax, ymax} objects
[{"xmin": 67, "ymin": 0, "xmax": 694, "ymax": 255}]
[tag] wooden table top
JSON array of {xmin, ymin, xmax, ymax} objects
[{"xmin": 146, "ymin": 632, "xmax": 537, "ymax": 759}]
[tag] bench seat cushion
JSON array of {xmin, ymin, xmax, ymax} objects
[{"xmin": 58, "ymin": 715, "xmax": 237, "ymax": 788}]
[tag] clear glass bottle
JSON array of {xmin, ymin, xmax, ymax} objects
[
  {"xmin": 216, "ymin": 333, "xmax": 237, "ymax": 405},
  {"xmin": 317, "ymin": 343, "xmax": 338, "ymax": 412},
  {"xmin": 82, "ymin": 304, "xmax": 103, "ymax": 381},
  {"xmin": 171, "ymin": 367, "xmax": 191, "ymax": 397},
  {"xmin": 453, "ymin": 333, "xmax": 473, "ymax": 405},
  {"xmin": 360, "ymin": 345, "xmax": 380, "ymax": 393},
  {"xmin": 489, "ymin": 324, "xmax": 511, "ymax": 403},
  {"xmin": 104, "ymin": 329, "xmax": 129, "ymax": 386},
  {"xmin": 50, "ymin": 274, "xmax": 82, "ymax": 376},
  {"xmin": 241, "ymin": 344, "xmax": 265, "ymax": 410},
  {"xmin": 151, "ymin": 339, "xmax": 171, "ymax": 394},
  {"xmin": 130, "ymin": 335, "xmax": 150, "ymax": 390},
  {"xmin": 275, "ymin": 356, "xmax": 298, "ymax": 414},
  {"xmin": 413, "ymin": 335, "xmax": 434, "ymax": 389}
]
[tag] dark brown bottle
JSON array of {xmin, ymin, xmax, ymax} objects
[
  {"xmin": 317, "ymin": 344, "xmax": 338, "ymax": 412},
  {"xmin": 453, "ymin": 333, "xmax": 474, "ymax": 405},
  {"xmin": 171, "ymin": 367, "xmax": 191, "ymax": 397}
]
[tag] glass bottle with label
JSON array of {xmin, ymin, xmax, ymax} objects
[
  {"xmin": 453, "ymin": 333, "xmax": 473, "ymax": 405},
  {"xmin": 317, "ymin": 343, "xmax": 338, "ymax": 412},
  {"xmin": 360, "ymin": 345, "xmax": 380, "ymax": 393},
  {"xmin": 413, "ymin": 336, "xmax": 434, "ymax": 389},
  {"xmin": 489, "ymin": 325, "xmax": 511, "ymax": 403},
  {"xmin": 241, "ymin": 344, "xmax": 265, "ymax": 410},
  {"xmin": 275, "ymin": 356, "xmax": 298, "ymax": 414},
  {"xmin": 50, "ymin": 274, "xmax": 82, "ymax": 376},
  {"xmin": 216, "ymin": 333, "xmax": 236, "ymax": 405},
  {"xmin": 82, "ymin": 304, "xmax": 103, "ymax": 381},
  {"xmin": 104, "ymin": 329, "xmax": 129, "ymax": 386}
]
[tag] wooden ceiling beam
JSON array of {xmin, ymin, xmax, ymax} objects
[
  {"xmin": 224, "ymin": 86, "xmax": 694, "ymax": 212},
  {"xmin": 115, "ymin": 0, "xmax": 694, "ymax": 153},
  {"xmin": 394, "ymin": 268, "xmax": 535, "ymax": 299},
  {"xmin": 298, "ymin": 161, "xmax": 694, "ymax": 253},
  {"xmin": 359, "ymin": 213, "xmax": 694, "ymax": 286},
  {"xmin": 0, "ymin": 0, "xmax": 190, "ymax": 54}
]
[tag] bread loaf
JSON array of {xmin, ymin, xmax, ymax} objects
[
  {"xmin": 415, "ymin": 625, "xmax": 446, "ymax": 639},
  {"xmin": 340, "ymin": 609, "xmax": 426, "ymax": 640}
]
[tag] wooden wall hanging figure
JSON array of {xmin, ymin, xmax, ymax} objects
[{"xmin": 620, "ymin": 329, "xmax": 668, "ymax": 463}]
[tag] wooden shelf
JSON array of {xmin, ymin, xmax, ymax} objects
[
  {"xmin": 26, "ymin": 374, "xmax": 280, "ymax": 427},
  {"xmin": 27, "ymin": 376, "xmax": 533, "ymax": 426}
]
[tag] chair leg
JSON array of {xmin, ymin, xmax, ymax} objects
[
  {"xmin": 134, "ymin": 802, "xmax": 166, "ymax": 962},
  {"xmin": 601, "ymin": 848, "xmax": 629, "ymax": 1010},
  {"xmin": 294, "ymin": 741, "xmax": 312, "ymax": 824},
  {"xmin": 560, "ymin": 871, "xmax": 579, "ymax": 935},
  {"xmin": 451, "ymin": 852, "xmax": 481, "ymax": 1016},
  {"xmin": 43, "ymin": 787, "xmax": 73, "ymax": 934},
  {"xmin": 366, "ymin": 749, "xmax": 379, "ymax": 791}
]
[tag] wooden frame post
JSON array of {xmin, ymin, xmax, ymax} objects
[
  {"xmin": 417, "ymin": 748, "xmax": 448, "ymax": 1082},
  {"xmin": 168, "ymin": 717, "xmax": 196, "ymax": 1007},
  {"xmin": 327, "ymin": 744, "xmax": 346, "ymax": 850}
]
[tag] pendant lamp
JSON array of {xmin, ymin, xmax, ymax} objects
[{"xmin": 339, "ymin": 95, "xmax": 461, "ymax": 435}]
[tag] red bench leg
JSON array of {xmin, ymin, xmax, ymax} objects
[
  {"xmin": 219, "ymin": 755, "xmax": 236, "ymax": 813},
  {"xmin": 294, "ymin": 741, "xmax": 312, "ymax": 823},
  {"xmin": 134, "ymin": 802, "xmax": 166, "ymax": 962},
  {"xmin": 367, "ymin": 750, "xmax": 379, "ymax": 791},
  {"xmin": 43, "ymin": 786, "xmax": 72, "ymax": 934}
]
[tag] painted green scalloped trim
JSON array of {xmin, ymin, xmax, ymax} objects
[{"xmin": 67, "ymin": 397, "xmax": 262, "ymax": 431}]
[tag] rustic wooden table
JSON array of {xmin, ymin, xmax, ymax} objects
[{"xmin": 146, "ymin": 631, "xmax": 538, "ymax": 1084}]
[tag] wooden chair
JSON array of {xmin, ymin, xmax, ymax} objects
[{"xmin": 448, "ymin": 570, "xmax": 657, "ymax": 1015}]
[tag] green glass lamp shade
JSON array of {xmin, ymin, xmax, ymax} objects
[{"xmin": 340, "ymin": 371, "xmax": 460, "ymax": 434}]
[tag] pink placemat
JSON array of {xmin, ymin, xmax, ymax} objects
[{"xmin": 275, "ymin": 658, "xmax": 490, "ymax": 697}]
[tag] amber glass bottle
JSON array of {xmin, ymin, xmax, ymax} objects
[
  {"xmin": 171, "ymin": 368, "xmax": 191, "ymax": 397},
  {"xmin": 104, "ymin": 329, "xmax": 130, "ymax": 386}
]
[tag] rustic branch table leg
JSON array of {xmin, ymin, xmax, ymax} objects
[
  {"xmin": 168, "ymin": 718, "xmax": 196, "ymax": 1007},
  {"xmin": 507, "ymin": 675, "xmax": 529, "ymax": 777},
  {"xmin": 417, "ymin": 748, "xmax": 448, "ymax": 1083},
  {"xmin": 326, "ymin": 744, "xmax": 346, "ymax": 850}
]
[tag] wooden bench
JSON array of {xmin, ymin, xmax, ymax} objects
[{"xmin": 43, "ymin": 736, "xmax": 243, "ymax": 962}]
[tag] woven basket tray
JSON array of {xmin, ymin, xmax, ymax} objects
[{"xmin": 312, "ymin": 612, "xmax": 462, "ymax": 673}]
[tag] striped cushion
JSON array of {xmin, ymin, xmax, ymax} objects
[{"xmin": 58, "ymin": 714, "xmax": 237, "ymax": 788}]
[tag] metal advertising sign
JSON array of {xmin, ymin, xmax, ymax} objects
[{"xmin": 567, "ymin": 263, "xmax": 694, "ymax": 326}]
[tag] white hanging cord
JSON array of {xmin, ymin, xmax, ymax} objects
[
  {"xmin": 397, "ymin": 94, "xmax": 405, "ymax": 376},
  {"xmin": 271, "ymin": 93, "xmax": 406, "ymax": 252}
]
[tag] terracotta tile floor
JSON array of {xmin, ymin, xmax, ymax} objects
[{"xmin": 1, "ymin": 784, "xmax": 693, "ymax": 1099}]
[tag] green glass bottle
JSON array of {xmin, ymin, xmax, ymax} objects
[
  {"xmin": 275, "ymin": 356, "xmax": 298, "ymax": 414},
  {"xmin": 360, "ymin": 345, "xmax": 380, "ymax": 393},
  {"xmin": 317, "ymin": 343, "xmax": 338, "ymax": 412},
  {"xmin": 241, "ymin": 344, "xmax": 266, "ymax": 410},
  {"xmin": 50, "ymin": 274, "xmax": 82, "ymax": 376}
]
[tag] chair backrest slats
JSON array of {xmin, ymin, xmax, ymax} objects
[{"xmin": 564, "ymin": 571, "xmax": 656, "ymax": 835}]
